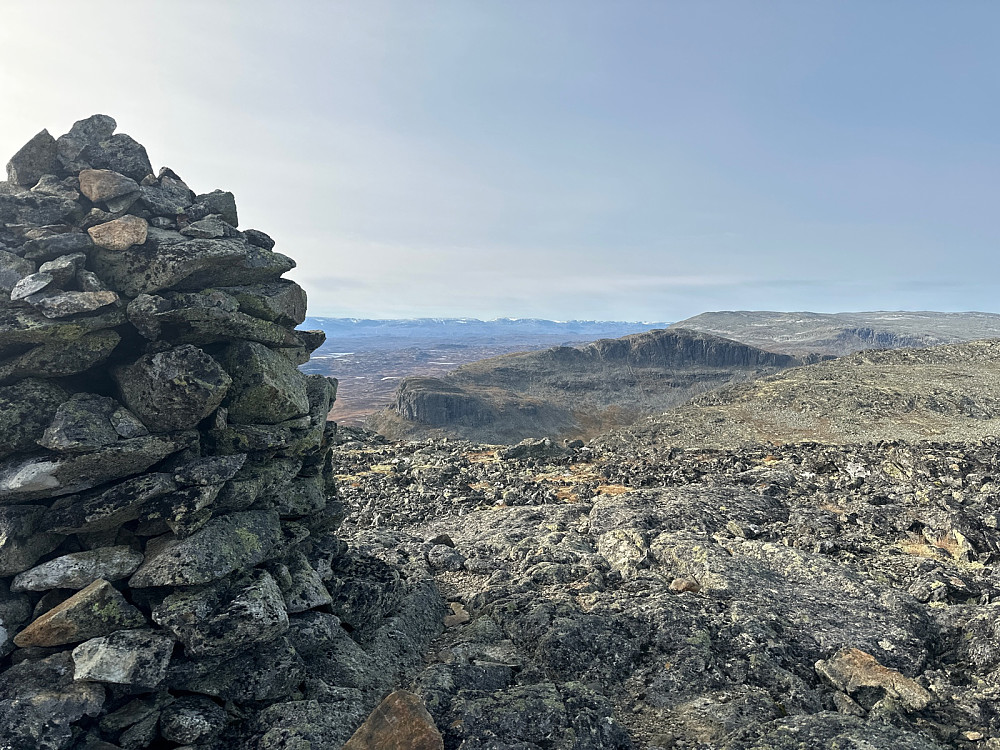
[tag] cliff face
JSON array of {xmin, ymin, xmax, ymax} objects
[{"xmin": 368, "ymin": 328, "xmax": 809, "ymax": 443}]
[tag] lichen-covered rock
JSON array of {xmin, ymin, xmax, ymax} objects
[
  {"xmin": 72, "ymin": 629, "xmax": 174, "ymax": 688},
  {"xmin": 129, "ymin": 510, "xmax": 283, "ymax": 587},
  {"xmin": 13, "ymin": 579, "xmax": 146, "ymax": 648},
  {"xmin": 158, "ymin": 696, "xmax": 227, "ymax": 744},
  {"xmin": 0, "ymin": 378, "xmax": 67, "ymax": 458},
  {"xmin": 114, "ymin": 345, "xmax": 231, "ymax": 432},
  {"xmin": 12, "ymin": 546, "xmax": 143, "ymax": 591},
  {"xmin": 153, "ymin": 570, "xmax": 288, "ymax": 656},
  {"xmin": 0, "ymin": 652, "xmax": 104, "ymax": 750},
  {"xmin": 217, "ymin": 340, "xmax": 310, "ymax": 425}
]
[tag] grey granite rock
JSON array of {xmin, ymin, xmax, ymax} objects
[
  {"xmin": 159, "ymin": 696, "xmax": 227, "ymax": 744},
  {"xmin": 72, "ymin": 629, "xmax": 174, "ymax": 688},
  {"xmin": 0, "ymin": 249, "xmax": 35, "ymax": 293},
  {"xmin": 80, "ymin": 133, "xmax": 153, "ymax": 182},
  {"xmin": 153, "ymin": 570, "xmax": 288, "ymax": 656},
  {"xmin": 6, "ymin": 129, "xmax": 59, "ymax": 186},
  {"xmin": 114, "ymin": 345, "xmax": 231, "ymax": 432},
  {"xmin": 129, "ymin": 510, "xmax": 283, "ymax": 587},
  {"xmin": 217, "ymin": 340, "xmax": 310, "ymax": 425},
  {"xmin": 12, "ymin": 546, "xmax": 143, "ymax": 591},
  {"xmin": 26, "ymin": 290, "xmax": 120, "ymax": 319},
  {"xmin": 38, "ymin": 252, "xmax": 86, "ymax": 286}
]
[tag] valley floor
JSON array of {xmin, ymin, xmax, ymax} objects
[{"xmin": 331, "ymin": 426, "xmax": 1000, "ymax": 749}]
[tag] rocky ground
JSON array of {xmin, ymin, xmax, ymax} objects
[{"xmin": 330, "ymin": 425, "xmax": 1000, "ymax": 749}]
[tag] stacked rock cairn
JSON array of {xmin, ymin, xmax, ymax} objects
[{"xmin": 0, "ymin": 115, "xmax": 378, "ymax": 748}]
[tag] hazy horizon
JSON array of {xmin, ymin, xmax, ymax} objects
[{"xmin": 3, "ymin": 2, "xmax": 999, "ymax": 320}]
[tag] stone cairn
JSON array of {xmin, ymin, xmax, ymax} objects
[{"xmin": 0, "ymin": 116, "xmax": 443, "ymax": 749}]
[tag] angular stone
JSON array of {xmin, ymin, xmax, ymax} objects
[
  {"xmin": 38, "ymin": 394, "xmax": 122, "ymax": 452},
  {"xmin": 31, "ymin": 174, "xmax": 80, "ymax": 201},
  {"xmin": 68, "ymin": 114, "xmax": 117, "ymax": 145},
  {"xmin": 225, "ymin": 280, "xmax": 307, "ymax": 326},
  {"xmin": 12, "ymin": 546, "xmax": 143, "ymax": 592},
  {"xmin": 10, "ymin": 271, "xmax": 54, "ymax": 300},
  {"xmin": 218, "ymin": 340, "xmax": 310, "ymax": 425},
  {"xmin": 13, "ymin": 579, "xmax": 146, "ymax": 648},
  {"xmin": 89, "ymin": 237, "xmax": 295, "ymax": 297},
  {"xmin": 114, "ymin": 345, "xmax": 231, "ymax": 432},
  {"xmin": 138, "ymin": 175, "xmax": 194, "ymax": 217},
  {"xmin": 44, "ymin": 473, "xmax": 177, "ymax": 534},
  {"xmin": 0, "ymin": 249, "xmax": 35, "ymax": 293},
  {"xmin": 0, "ymin": 431, "xmax": 195, "ymax": 503},
  {"xmin": 80, "ymin": 133, "xmax": 153, "ymax": 182},
  {"xmin": 6, "ymin": 129, "xmax": 58, "ymax": 186},
  {"xmin": 88, "ymin": 215, "xmax": 147, "ymax": 251},
  {"xmin": 0, "ymin": 329, "xmax": 121, "ymax": 384},
  {"xmin": 0, "ymin": 505, "xmax": 64, "ymax": 576},
  {"xmin": 0, "ymin": 378, "xmax": 66, "ymax": 458},
  {"xmin": 72, "ymin": 629, "xmax": 173, "ymax": 688},
  {"xmin": 244, "ymin": 228, "xmax": 275, "ymax": 249},
  {"xmin": 20, "ymin": 231, "xmax": 93, "ymax": 262},
  {"xmin": 343, "ymin": 690, "xmax": 444, "ymax": 750},
  {"xmin": 173, "ymin": 453, "xmax": 247, "ymax": 486},
  {"xmin": 39, "ymin": 252, "xmax": 86, "ymax": 286},
  {"xmin": 815, "ymin": 647, "xmax": 932, "ymax": 711},
  {"xmin": 26, "ymin": 290, "xmax": 120, "ymax": 319},
  {"xmin": 180, "ymin": 215, "xmax": 226, "ymax": 239},
  {"xmin": 129, "ymin": 510, "xmax": 283, "ymax": 587},
  {"xmin": 0, "ymin": 192, "xmax": 79, "ymax": 226},
  {"xmin": 256, "ymin": 698, "xmax": 369, "ymax": 750},
  {"xmin": 76, "ymin": 269, "xmax": 107, "ymax": 293},
  {"xmin": 166, "ymin": 634, "xmax": 303, "ymax": 702},
  {"xmin": 272, "ymin": 550, "xmax": 332, "ymax": 613},
  {"xmin": 0, "ymin": 652, "xmax": 105, "ymax": 750},
  {"xmin": 153, "ymin": 570, "xmax": 288, "ymax": 656},
  {"xmin": 159, "ymin": 695, "xmax": 227, "ymax": 744},
  {"xmin": 78, "ymin": 169, "xmax": 139, "ymax": 204},
  {"xmin": 138, "ymin": 484, "xmax": 222, "ymax": 538},
  {"xmin": 188, "ymin": 190, "xmax": 238, "ymax": 227}
]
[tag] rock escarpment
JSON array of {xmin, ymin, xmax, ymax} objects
[
  {"xmin": 0, "ymin": 117, "xmax": 444, "ymax": 749},
  {"xmin": 370, "ymin": 327, "xmax": 810, "ymax": 443}
]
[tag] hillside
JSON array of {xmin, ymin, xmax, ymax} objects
[
  {"xmin": 367, "ymin": 327, "xmax": 811, "ymax": 443},
  {"xmin": 600, "ymin": 338, "xmax": 1000, "ymax": 449},
  {"xmin": 674, "ymin": 310, "xmax": 1000, "ymax": 356}
]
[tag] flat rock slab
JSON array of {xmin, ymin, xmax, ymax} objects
[
  {"xmin": 43, "ymin": 472, "xmax": 178, "ymax": 534},
  {"xmin": 27, "ymin": 290, "xmax": 120, "ymax": 319},
  {"xmin": 0, "ymin": 329, "xmax": 121, "ymax": 385},
  {"xmin": 0, "ymin": 431, "xmax": 195, "ymax": 503},
  {"xmin": 89, "ymin": 237, "xmax": 294, "ymax": 297},
  {"xmin": 343, "ymin": 690, "xmax": 444, "ymax": 750},
  {"xmin": 12, "ymin": 546, "xmax": 143, "ymax": 592},
  {"xmin": 13, "ymin": 579, "xmax": 145, "ymax": 648},
  {"xmin": 114, "ymin": 345, "xmax": 232, "ymax": 432},
  {"xmin": 72, "ymin": 629, "xmax": 174, "ymax": 688},
  {"xmin": 129, "ymin": 510, "xmax": 282, "ymax": 587}
]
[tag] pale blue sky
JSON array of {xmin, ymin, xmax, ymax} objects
[{"xmin": 2, "ymin": 1, "xmax": 998, "ymax": 320}]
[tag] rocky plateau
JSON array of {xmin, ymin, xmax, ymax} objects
[{"xmin": 3, "ymin": 115, "xmax": 1000, "ymax": 750}]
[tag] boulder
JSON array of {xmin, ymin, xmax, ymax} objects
[
  {"xmin": 114, "ymin": 345, "xmax": 231, "ymax": 432},
  {"xmin": 217, "ymin": 340, "xmax": 310, "ymax": 425},
  {"xmin": 12, "ymin": 546, "xmax": 144, "ymax": 592},
  {"xmin": 88, "ymin": 215, "xmax": 147, "ymax": 251}
]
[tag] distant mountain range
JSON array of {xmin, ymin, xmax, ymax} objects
[{"xmin": 302, "ymin": 317, "xmax": 672, "ymax": 343}]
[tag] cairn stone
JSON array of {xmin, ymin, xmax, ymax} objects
[{"xmin": 0, "ymin": 116, "xmax": 406, "ymax": 748}]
